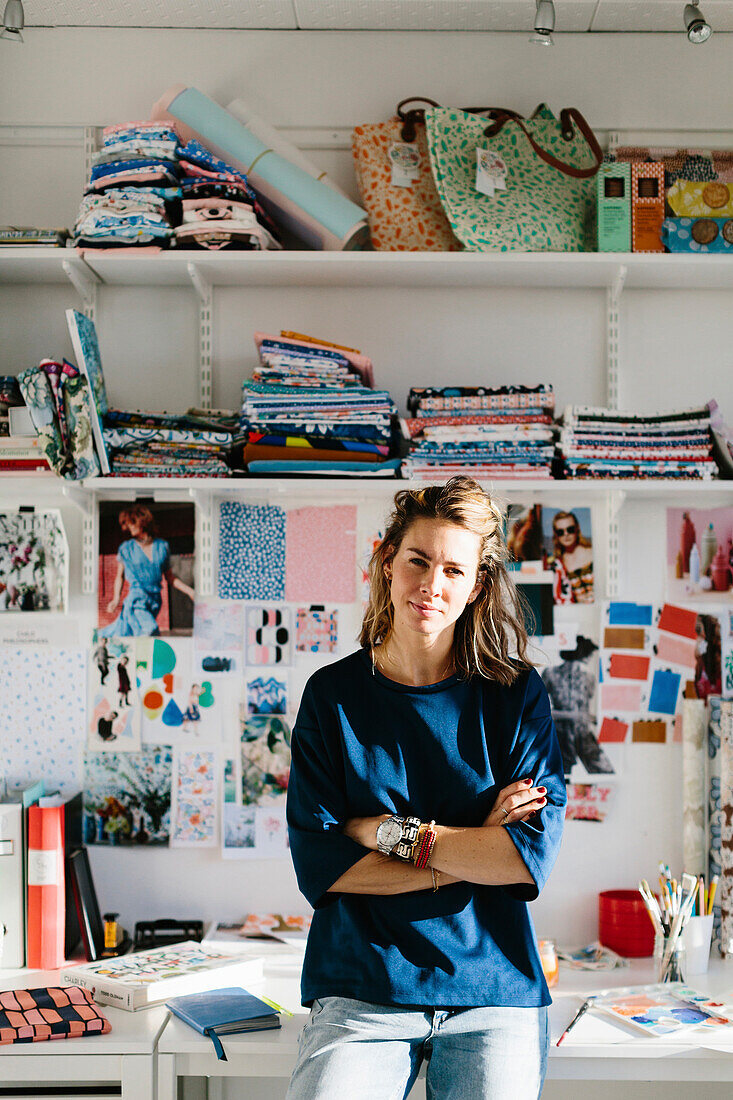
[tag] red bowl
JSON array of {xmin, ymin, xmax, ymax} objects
[{"xmin": 599, "ymin": 889, "xmax": 647, "ymax": 913}]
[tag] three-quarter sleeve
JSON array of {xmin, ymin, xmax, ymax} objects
[
  {"xmin": 502, "ymin": 668, "xmax": 567, "ymax": 902},
  {"xmin": 286, "ymin": 677, "xmax": 367, "ymax": 909}
]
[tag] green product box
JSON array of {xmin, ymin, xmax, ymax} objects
[{"xmin": 597, "ymin": 162, "xmax": 631, "ymax": 252}]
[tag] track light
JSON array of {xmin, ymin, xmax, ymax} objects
[
  {"xmin": 1, "ymin": 0, "xmax": 24, "ymax": 42},
  {"xmin": 530, "ymin": 0, "xmax": 555, "ymax": 46},
  {"xmin": 683, "ymin": 1, "xmax": 712, "ymax": 43}
]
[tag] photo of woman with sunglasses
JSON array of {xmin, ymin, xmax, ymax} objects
[{"xmin": 547, "ymin": 509, "xmax": 594, "ymax": 605}]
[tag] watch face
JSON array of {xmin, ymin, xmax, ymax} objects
[{"xmin": 377, "ymin": 818, "xmax": 402, "ymax": 850}]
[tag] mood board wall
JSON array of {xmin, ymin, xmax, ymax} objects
[{"xmin": 2, "ymin": 29, "xmax": 733, "ymax": 948}]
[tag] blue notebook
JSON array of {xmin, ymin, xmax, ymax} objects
[{"xmin": 166, "ymin": 986, "xmax": 281, "ymax": 1061}]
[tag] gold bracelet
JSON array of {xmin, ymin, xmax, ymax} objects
[{"xmin": 431, "ymin": 867, "xmax": 440, "ymax": 892}]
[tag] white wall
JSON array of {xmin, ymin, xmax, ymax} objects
[{"xmin": 2, "ymin": 28, "xmax": 733, "ymax": 1021}]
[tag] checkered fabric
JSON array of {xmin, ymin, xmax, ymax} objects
[{"xmin": 0, "ymin": 986, "xmax": 111, "ymax": 1045}]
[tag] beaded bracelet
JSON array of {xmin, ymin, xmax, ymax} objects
[{"xmin": 414, "ymin": 820, "xmax": 437, "ymax": 870}]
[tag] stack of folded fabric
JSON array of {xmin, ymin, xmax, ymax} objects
[
  {"xmin": 0, "ymin": 376, "xmax": 22, "ymax": 436},
  {"xmin": 103, "ymin": 408, "xmax": 239, "ymax": 478},
  {"xmin": 173, "ymin": 140, "xmax": 280, "ymax": 251},
  {"xmin": 72, "ymin": 121, "xmax": 180, "ymax": 248},
  {"xmin": 238, "ymin": 332, "xmax": 400, "ymax": 476},
  {"xmin": 403, "ymin": 385, "xmax": 556, "ymax": 480},
  {"xmin": 560, "ymin": 405, "xmax": 716, "ymax": 480}
]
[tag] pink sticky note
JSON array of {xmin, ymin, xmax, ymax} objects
[
  {"xmin": 286, "ymin": 506, "xmax": 357, "ymax": 603},
  {"xmin": 656, "ymin": 632, "xmax": 697, "ymax": 669},
  {"xmin": 601, "ymin": 683, "xmax": 643, "ymax": 711}
]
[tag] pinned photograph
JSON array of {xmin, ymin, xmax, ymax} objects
[
  {"xmin": 0, "ymin": 510, "xmax": 69, "ymax": 613},
  {"xmin": 246, "ymin": 674, "xmax": 288, "ymax": 716},
  {"xmin": 538, "ymin": 634, "xmax": 613, "ymax": 780},
  {"xmin": 543, "ymin": 506, "xmax": 594, "ymax": 605},
  {"xmin": 98, "ymin": 501, "xmax": 195, "ymax": 637},
  {"xmin": 667, "ymin": 507, "xmax": 733, "ymax": 602},
  {"xmin": 83, "ymin": 747, "xmax": 173, "ymax": 846},
  {"xmin": 88, "ymin": 633, "xmax": 141, "ymax": 752}
]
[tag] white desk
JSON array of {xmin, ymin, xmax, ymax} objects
[
  {"xmin": 157, "ymin": 956, "xmax": 733, "ymax": 1099},
  {"xmin": 0, "ymin": 967, "xmax": 168, "ymax": 1100}
]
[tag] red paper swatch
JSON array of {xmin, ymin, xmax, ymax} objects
[
  {"xmin": 598, "ymin": 717, "xmax": 628, "ymax": 743},
  {"xmin": 657, "ymin": 604, "xmax": 698, "ymax": 640},
  {"xmin": 608, "ymin": 653, "xmax": 650, "ymax": 681}
]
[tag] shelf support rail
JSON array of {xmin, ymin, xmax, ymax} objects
[
  {"xmin": 187, "ymin": 262, "xmax": 213, "ymax": 411},
  {"xmin": 606, "ymin": 488, "xmax": 626, "ymax": 598},
  {"xmin": 189, "ymin": 487, "xmax": 214, "ymax": 597},
  {"xmin": 62, "ymin": 485, "xmax": 98, "ymax": 595},
  {"xmin": 62, "ymin": 257, "xmax": 100, "ymax": 323},
  {"xmin": 606, "ymin": 264, "xmax": 627, "ymax": 412}
]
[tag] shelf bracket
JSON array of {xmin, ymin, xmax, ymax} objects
[
  {"xmin": 189, "ymin": 487, "xmax": 214, "ymax": 598},
  {"xmin": 187, "ymin": 262, "xmax": 213, "ymax": 412},
  {"xmin": 606, "ymin": 488, "xmax": 626, "ymax": 598},
  {"xmin": 63, "ymin": 257, "xmax": 99, "ymax": 323},
  {"xmin": 62, "ymin": 485, "xmax": 98, "ymax": 595},
  {"xmin": 606, "ymin": 264, "xmax": 627, "ymax": 412}
]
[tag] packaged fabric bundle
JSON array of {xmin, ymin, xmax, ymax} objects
[
  {"xmin": 16, "ymin": 359, "xmax": 100, "ymax": 479},
  {"xmin": 662, "ymin": 217, "xmax": 733, "ymax": 254},
  {"xmin": 560, "ymin": 405, "xmax": 716, "ymax": 479},
  {"xmin": 238, "ymin": 332, "xmax": 400, "ymax": 476},
  {"xmin": 403, "ymin": 385, "xmax": 556, "ymax": 479}
]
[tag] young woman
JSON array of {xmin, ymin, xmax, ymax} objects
[
  {"xmin": 549, "ymin": 510, "xmax": 593, "ymax": 604},
  {"xmin": 101, "ymin": 504, "xmax": 194, "ymax": 637},
  {"xmin": 287, "ymin": 477, "xmax": 565, "ymax": 1100}
]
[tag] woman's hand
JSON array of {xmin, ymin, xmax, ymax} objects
[
  {"xmin": 106, "ymin": 599, "xmax": 119, "ymax": 614},
  {"xmin": 343, "ymin": 814, "xmax": 391, "ymax": 850},
  {"xmin": 483, "ymin": 778, "xmax": 547, "ymax": 828}
]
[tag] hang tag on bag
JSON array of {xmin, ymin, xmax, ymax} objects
[
  {"xmin": 388, "ymin": 142, "xmax": 421, "ymax": 186},
  {"xmin": 475, "ymin": 148, "xmax": 507, "ymax": 198}
]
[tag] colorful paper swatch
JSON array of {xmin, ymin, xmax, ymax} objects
[
  {"xmin": 218, "ymin": 502, "xmax": 285, "ymax": 600},
  {"xmin": 170, "ymin": 747, "xmax": 218, "ymax": 847},
  {"xmin": 295, "ymin": 606, "xmax": 339, "ymax": 653},
  {"xmin": 245, "ymin": 606, "xmax": 292, "ymax": 666},
  {"xmin": 285, "ymin": 506, "xmax": 356, "ymax": 603}
]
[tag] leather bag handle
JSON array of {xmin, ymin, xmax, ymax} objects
[
  {"xmin": 395, "ymin": 98, "xmax": 514, "ymax": 142},
  {"xmin": 483, "ymin": 107, "xmax": 603, "ymax": 179}
]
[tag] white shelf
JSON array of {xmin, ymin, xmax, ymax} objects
[
  {"xmin": 1, "ymin": 475, "xmax": 730, "ymax": 498},
  {"xmin": 5, "ymin": 248, "xmax": 733, "ymax": 291}
]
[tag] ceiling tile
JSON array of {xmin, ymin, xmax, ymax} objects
[
  {"xmin": 295, "ymin": 1, "xmax": 596, "ymax": 31},
  {"xmin": 22, "ymin": 0, "xmax": 298, "ymax": 29},
  {"xmin": 592, "ymin": 0, "xmax": 733, "ymax": 33}
]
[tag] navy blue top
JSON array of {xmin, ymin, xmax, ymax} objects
[{"xmin": 287, "ymin": 649, "xmax": 566, "ymax": 1009}]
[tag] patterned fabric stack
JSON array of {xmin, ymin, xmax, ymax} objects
[
  {"xmin": 103, "ymin": 409, "xmax": 239, "ymax": 478},
  {"xmin": 560, "ymin": 405, "xmax": 716, "ymax": 480},
  {"xmin": 72, "ymin": 121, "xmax": 180, "ymax": 248},
  {"xmin": 239, "ymin": 333, "xmax": 400, "ymax": 476},
  {"xmin": 403, "ymin": 385, "xmax": 556, "ymax": 480},
  {"xmin": 173, "ymin": 140, "xmax": 280, "ymax": 251}
]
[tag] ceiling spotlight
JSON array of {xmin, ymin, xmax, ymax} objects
[
  {"xmin": 684, "ymin": 1, "xmax": 712, "ymax": 43},
  {"xmin": 530, "ymin": 0, "xmax": 555, "ymax": 46},
  {"xmin": 1, "ymin": 0, "xmax": 24, "ymax": 42}
]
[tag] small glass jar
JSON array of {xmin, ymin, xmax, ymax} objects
[
  {"xmin": 654, "ymin": 931, "xmax": 686, "ymax": 983},
  {"xmin": 538, "ymin": 938, "xmax": 559, "ymax": 987}
]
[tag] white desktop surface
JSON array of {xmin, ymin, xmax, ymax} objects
[
  {"xmin": 155, "ymin": 953, "xmax": 733, "ymax": 1096},
  {"xmin": 0, "ymin": 965, "xmax": 168, "ymax": 1100}
]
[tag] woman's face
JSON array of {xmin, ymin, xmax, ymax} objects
[
  {"xmin": 386, "ymin": 518, "xmax": 482, "ymax": 641},
  {"xmin": 554, "ymin": 516, "xmax": 579, "ymax": 553}
]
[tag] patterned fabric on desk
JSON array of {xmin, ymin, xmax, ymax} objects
[{"xmin": 0, "ymin": 986, "xmax": 111, "ymax": 1045}]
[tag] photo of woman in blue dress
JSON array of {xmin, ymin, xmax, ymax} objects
[{"xmin": 100, "ymin": 503, "xmax": 195, "ymax": 637}]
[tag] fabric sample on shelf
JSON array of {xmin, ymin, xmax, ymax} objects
[
  {"xmin": 682, "ymin": 698, "xmax": 707, "ymax": 877},
  {"xmin": 218, "ymin": 502, "xmax": 285, "ymax": 601},
  {"xmin": 708, "ymin": 695, "xmax": 724, "ymax": 950},
  {"xmin": 285, "ymin": 506, "xmax": 357, "ymax": 603}
]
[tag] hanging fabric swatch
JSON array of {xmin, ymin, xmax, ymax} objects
[
  {"xmin": 718, "ymin": 699, "xmax": 733, "ymax": 956},
  {"xmin": 218, "ymin": 502, "xmax": 285, "ymax": 600},
  {"xmin": 708, "ymin": 695, "xmax": 724, "ymax": 950},
  {"xmin": 682, "ymin": 698, "xmax": 706, "ymax": 876}
]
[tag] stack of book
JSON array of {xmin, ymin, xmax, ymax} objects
[
  {"xmin": 560, "ymin": 405, "xmax": 716, "ymax": 480},
  {"xmin": 238, "ymin": 332, "xmax": 400, "ymax": 476},
  {"xmin": 0, "ymin": 227, "xmax": 69, "ymax": 247},
  {"xmin": 0, "ymin": 376, "xmax": 49, "ymax": 474},
  {"xmin": 403, "ymin": 384, "xmax": 556, "ymax": 480}
]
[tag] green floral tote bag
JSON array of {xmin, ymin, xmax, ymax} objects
[{"xmin": 425, "ymin": 106, "xmax": 603, "ymax": 251}]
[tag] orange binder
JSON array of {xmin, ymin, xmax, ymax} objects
[{"xmin": 27, "ymin": 804, "xmax": 65, "ymax": 970}]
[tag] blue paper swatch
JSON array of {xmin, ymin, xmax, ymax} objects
[{"xmin": 218, "ymin": 502, "xmax": 285, "ymax": 601}]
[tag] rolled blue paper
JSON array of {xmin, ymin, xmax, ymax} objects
[{"xmin": 166, "ymin": 87, "xmax": 367, "ymax": 247}]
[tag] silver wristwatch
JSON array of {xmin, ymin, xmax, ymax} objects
[{"xmin": 376, "ymin": 815, "xmax": 421, "ymax": 862}]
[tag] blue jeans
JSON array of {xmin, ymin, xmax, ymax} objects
[{"xmin": 286, "ymin": 995, "xmax": 549, "ymax": 1100}]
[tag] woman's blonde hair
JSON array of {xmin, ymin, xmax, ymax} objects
[{"xmin": 360, "ymin": 476, "xmax": 531, "ymax": 685}]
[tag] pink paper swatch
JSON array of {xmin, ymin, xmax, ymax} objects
[
  {"xmin": 600, "ymin": 683, "xmax": 643, "ymax": 712},
  {"xmin": 286, "ymin": 506, "xmax": 357, "ymax": 603},
  {"xmin": 656, "ymin": 632, "xmax": 697, "ymax": 669}
]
